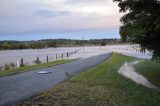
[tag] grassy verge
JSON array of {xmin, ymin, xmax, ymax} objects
[
  {"xmin": 17, "ymin": 53, "xmax": 160, "ymax": 106},
  {"xmin": 0, "ymin": 59, "xmax": 75, "ymax": 77},
  {"xmin": 135, "ymin": 60, "xmax": 160, "ymax": 87}
]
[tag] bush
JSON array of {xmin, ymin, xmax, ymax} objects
[
  {"xmin": 4, "ymin": 64, "xmax": 10, "ymax": 70},
  {"xmin": 10, "ymin": 62, "xmax": 16, "ymax": 68}
]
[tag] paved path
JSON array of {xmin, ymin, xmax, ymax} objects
[
  {"xmin": 0, "ymin": 53, "xmax": 112, "ymax": 106},
  {"xmin": 118, "ymin": 61, "xmax": 159, "ymax": 91}
]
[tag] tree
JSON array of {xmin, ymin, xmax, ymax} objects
[
  {"xmin": 113, "ymin": 0, "xmax": 160, "ymax": 60},
  {"xmin": 100, "ymin": 41, "xmax": 106, "ymax": 46}
]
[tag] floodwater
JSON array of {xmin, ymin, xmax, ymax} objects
[
  {"xmin": 0, "ymin": 44, "xmax": 151, "ymax": 68},
  {"xmin": 0, "ymin": 47, "xmax": 80, "ymax": 67}
]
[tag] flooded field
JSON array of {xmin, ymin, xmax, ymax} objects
[
  {"xmin": 0, "ymin": 44, "xmax": 151, "ymax": 68},
  {"xmin": 0, "ymin": 47, "xmax": 80, "ymax": 67}
]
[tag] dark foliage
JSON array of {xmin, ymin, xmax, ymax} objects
[
  {"xmin": 114, "ymin": 0, "xmax": 160, "ymax": 60},
  {"xmin": 0, "ymin": 39, "xmax": 120, "ymax": 50}
]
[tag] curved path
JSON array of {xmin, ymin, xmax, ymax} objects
[
  {"xmin": 118, "ymin": 61, "xmax": 159, "ymax": 91},
  {"xmin": 0, "ymin": 53, "xmax": 112, "ymax": 106}
]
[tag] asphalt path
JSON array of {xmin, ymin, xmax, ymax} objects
[{"xmin": 0, "ymin": 53, "xmax": 112, "ymax": 106}]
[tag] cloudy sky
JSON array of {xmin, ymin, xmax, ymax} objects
[{"xmin": 0, "ymin": 0, "xmax": 122, "ymax": 40}]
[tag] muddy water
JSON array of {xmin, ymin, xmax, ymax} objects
[
  {"xmin": 0, "ymin": 47, "xmax": 79, "ymax": 67},
  {"xmin": 0, "ymin": 45, "xmax": 152, "ymax": 68}
]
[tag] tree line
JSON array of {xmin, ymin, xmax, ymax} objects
[{"xmin": 0, "ymin": 38, "xmax": 120, "ymax": 50}]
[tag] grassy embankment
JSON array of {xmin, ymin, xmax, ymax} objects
[
  {"xmin": 135, "ymin": 60, "xmax": 160, "ymax": 87},
  {"xmin": 0, "ymin": 59, "xmax": 75, "ymax": 77},
  {"xmin": 17, "ymin": 53, "xmax": 160, "ymax": 106}
]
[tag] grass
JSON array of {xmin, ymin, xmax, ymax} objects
[
  {"xmin": 17, "ymin": 53, "xmax": 160, "ymax": 106},
  {"xmin": 135, "ymin": 60, "xmax": 160, "ymax": 87},
  {"xmin": 0, "ymin": 59, "xmax": 75, "ymax": 77}
]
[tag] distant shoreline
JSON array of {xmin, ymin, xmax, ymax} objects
[{"xmin": 0, "ymin": 38, "xmax": 124, "ymax": 50}]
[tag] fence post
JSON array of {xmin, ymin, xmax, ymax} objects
[
  {"xmin": 67, "ymin": 52, "xmax": 69, "ymax": 59},
  {"xmin": 46, "ymin": 55, "xmax": 49, "ymax": 63},
  {"xmin": 20, "ymin": 58, "xmax": 24, "ymax": 67},
  {"xmin": 56, "ymin": 54, "xmax": 57, "ymax": 61},
  {"xmin": 37, "ymin": 57, "xmax": 40, "ymax": 64},
  {"xmin": 62, "ymin": 53, "xmax": 63, "ymax": 60}
]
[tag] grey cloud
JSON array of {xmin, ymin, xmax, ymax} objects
[
  {"xmin": 35, "ymin": 9, "xmax": 70, "ymax": 17},
  {"xmin": 66, "ymin": 0, "xmax": 108, "ymax": 4},
  {"xmin": 0, "ymin": 0, "xmax": 121, "ymax": 35}
]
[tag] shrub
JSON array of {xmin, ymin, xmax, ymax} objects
[{"xmin": 4, "ymin": 64, "xmax": 10, "ymax": 70}]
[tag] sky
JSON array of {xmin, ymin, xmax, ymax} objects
[{"xmin": 0, "ymin": 0, "xmax": 122, "ymax": 41}]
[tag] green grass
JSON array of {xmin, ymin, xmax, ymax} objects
[
  {"xmin": 135, "ymin": 60, "xmax": 160, "ymax": 87},
  {"xmin": 0, "ymin": 59, "xmax": 75, "ymax": 77},
  {"xmin": 17, "ymin": 53, "xmax": 160, "ymax": 106}
]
